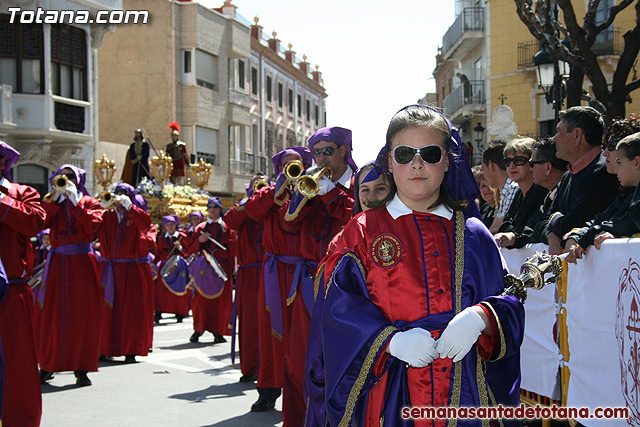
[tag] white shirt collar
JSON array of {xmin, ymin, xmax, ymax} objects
[
  {"xmin": 164, "ymin": 231, "xmax": 180, "ymax": 238},
  {"xmin": 385, "ymin": 194, "xmax": 453, "ymax": 220},
  {"xmin": 207, "ymin": 217, "xmax": 223, "ymax": 225},
  {"xmin": 0, "ymin": 176, "xmax": 10, "ymax": 191},
  {"xmin": 336, "ymin": 166, "xmax": 353, "ymax": 188}
]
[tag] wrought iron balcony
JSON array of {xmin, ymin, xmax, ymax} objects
[{"xmin": 442, "ymin": 7, "xmax": 484, "ymax": 61}]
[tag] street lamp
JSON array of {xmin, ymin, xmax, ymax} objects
[{"xmin": 533, "ymin": 44, "xmax": 570, "ymax": 125}]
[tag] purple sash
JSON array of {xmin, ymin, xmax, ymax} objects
[
  {"xmin": 188, "ymin": 254, "xmax": 226, "ymax": 299},
  {"xmin": 100, "ymin": 256, "xmax": 149, "ymax": 307},
  {"xmin": 263, "ymin": 252, "xmax": 316, "ymax": 341},
  {"xmin": 230, "ymin": 262, "xmax": 261, "ymax": 368},
  {"xmin": 35, "ymin": 242, "xmax": 92, "ymax": 308}
]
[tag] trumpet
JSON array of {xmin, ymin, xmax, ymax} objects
[
  {"xmin": 52, "ymin": 174, "xmax": 69, "ymax": 191},
  {"xmin": 252, "ymin": 177, "xmax": 270, "ymax": 192},
  {"xmin": 100, "ymin": 191, "xmax": 115, "ymax": 203},
  {"xmin": 296, "ymin": 165, "xmax": 333, "ymax": 198},
  {"xmin": 283, "ymin": 160, "xmax": 304, "ymax": 182}
]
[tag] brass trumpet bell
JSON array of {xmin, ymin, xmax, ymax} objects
[
  {"xmin": 52, "ymin": 174, "xmax": 69, "ymax": 191},
  {"xmin": 296, "ymin": 166, "xmax": 332, "ymax": 198},
  {"xmin": 252, "ymin": 177, "xmax": 269, "ymax": 192},
  {"xmin": 283, "ymin": 160, "xmax": 304, "ymax": 182},
  {"xmin": 100, "ymin": 191, "xmax": 114, "ymax": 203}
]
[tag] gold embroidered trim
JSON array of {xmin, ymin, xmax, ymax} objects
[
  {"xmin": 338, "ymin": 325, "xmax": 397, "ymax": 427},
  {"xmin": 480, "ymin": 301, "xmax": 506, "ymax": 361},
  {"xmin": 314, "ymin": 262, "xmax": 327, "ymax": 302},
  {"xmin": 448, "ymin": 211, "xmax": 466, "ymax": 427},
  {"xmin": 476, "ymin": 348, "xmax": 490, "ymax": 427},
  {"xmin": 325, "ymin": 252, "xmax": 367, "ymax": 299},
  {"xmin": 486, "ymin": 379, "xmax": 504, "ymax": 427}
]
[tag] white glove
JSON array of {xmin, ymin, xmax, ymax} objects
[
  {"xmin": 117, "ymin": 194, "xmax": 132, "ymax": 211},
  {"xmin": 65, "ymin": 181, "xmax": 80, "ymax": 206},
  {"xmin": 388, "ymin": 328, "xmax": 439, "ymax": 368},
  {"xmin": 317, "ymin": 177, "xmax": 335, "ymax": 196},
  {"xmin": 56, "ymin": 189, "xmax": 67, "ymax": 203},
  {"xmin": 437, "ymin": 307, "xmax": 486, "ymax": 362}
]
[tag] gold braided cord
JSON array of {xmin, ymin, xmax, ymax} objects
[
  {"xmin": 449, "ymin": 211, "xmax": 466, "ymax": 427},
  {"xmin": 480, "ymin": 301, "xmax": 507, "ymax": 361}
]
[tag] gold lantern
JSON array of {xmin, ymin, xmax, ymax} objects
[
  {"xmin": 150, "ymin": 152, "xmax": 174, "ymax": 186},
  {"xmin": 94, "ymin": 154, "xmax": 116, "ymax": 190},
  {"xmin": 191, "ymin": 158, "xmax": 212, "ymax": 190}
]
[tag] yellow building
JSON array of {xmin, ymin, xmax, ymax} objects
[{"xmin": 433, "ymin": 0, "xmax": 640, "ymax": 164}]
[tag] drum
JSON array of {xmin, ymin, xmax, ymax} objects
[
  {"xmin": 203, "ymin": 250, "xmax": 228, "ymax": 282},
  {"xmin": 161, "ymin": 255, "xmax": 181, "ymax": 278}
]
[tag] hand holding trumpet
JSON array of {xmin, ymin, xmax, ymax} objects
[
  {"xmin": 44, "ymin": 174, "xmax": 80, "ymax": 206},
  {"xmin": 99, "ymin": 192, "xmax": 132, "ymax": 211}
]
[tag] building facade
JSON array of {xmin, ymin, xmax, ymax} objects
[
  {"xmin": 0, "ymin": 0, "xmax": 123, "ymax": 196},
  {"xmin": 98, "ymin": 0, "xmax": 326, "ymax": 202},
  {"xmin": 433, "ymin": 0, "xmax": 640, "ymax": 165}
]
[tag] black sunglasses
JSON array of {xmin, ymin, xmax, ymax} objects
[
  {"xmin": 503, "ymin": 156, "xmax": 528, "ymax": 167},
  {"xmin": 392, "ymin": 145, "xmax": 444, "ymax": 165},
  {"xmin": 313, "ymin": 146, "xmax": 335, "ymax": 157},
  {"xmin": 528, "ymin": 160, "xmax": 548, "ymax": 167}
]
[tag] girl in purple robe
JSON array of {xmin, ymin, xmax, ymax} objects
[{"xmin": 304, "ymin": 105, "xmax": 524, "ymax": 427}]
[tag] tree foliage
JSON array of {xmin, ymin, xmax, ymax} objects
[{"xmin": 514, "ymin": 0, "xmax": 640, "ymax": 122}]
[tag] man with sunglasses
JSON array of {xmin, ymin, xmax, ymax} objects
[
  {"xmin": 0, "ymin": 142, "xmax": 45, "ymax": 426},
  {"xmin": 537, "ymin": 106, "xmax": 618, "ymax": 255},
  {"xmin": 481, "ymin": 140, "xmax": 520, "ymax": 233},
  {"xmin": 281, "ymin": 126, "xmax": 356, "ymax": 427}
]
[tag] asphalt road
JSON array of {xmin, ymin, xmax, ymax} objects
[{"xmin": 40, "ymin": 314, "xmax": 284, "ymax": 427}]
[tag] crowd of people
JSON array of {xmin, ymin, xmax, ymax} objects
[{"xmin": 1, "ymin": 104, "xmax": 639, "ymax": 426}]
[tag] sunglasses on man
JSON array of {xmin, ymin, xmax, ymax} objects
[
  {"xmin": 313, "ymin": 146, "xmax": 336, "ymax": 157},
  {"xmin": 391, "ymin": 145, "xmax": 444, "ymax": 165}
]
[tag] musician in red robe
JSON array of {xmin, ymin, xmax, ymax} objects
[
  {"xmin": 224, "ymin": 174, "xmax": 270, "ymax": 382},
  {"xmin": 282, "ymin": 127, "xmax": 356, "ymax": 426},
  {"xmin": 154, "ymin": 215, "xmax": 190, "ymax": 323},
  {"xmin": 183, "ymin": 210, "xmax": 204, "ymax": 256},
  {"xmin": 0, "ymin": 142, "xmax": 45, "ymax": 426},
  {"xmin": 244, "ymin": 147, "xmax": 312, "ymax": 412},
  {"xmin": 34, "ymin": 164, "xmax": 103, "ymax": 387},
  {"xmin": 98, "ymin": 183, "xmax": 155, "ymax": 362},
  {"xmin": 189, "ymin": 197, "xmax": 233, "ymax": 343}
]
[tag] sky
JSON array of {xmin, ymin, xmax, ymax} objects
[{"xmin": 199, "ymin": 0, "xmax": 456, "ymax": 167}]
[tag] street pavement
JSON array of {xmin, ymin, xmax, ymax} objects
[{"xmin": 40, "ymin": 314, "xmax": 284, "ymax": 427}]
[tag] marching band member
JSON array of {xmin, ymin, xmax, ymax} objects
[
  {"xmin": 154, "ymin": 215, "xmax": 190, "ymax": 323},
  {"xmin": 304, "ymin": 105, "xmax": 523, "ymax": 427},
  {"xmin": 282, "ymin": 127, "xmax": 356, "ymax": 426},
  {"xmin": 189, "ymin": 197, "xmax": 234, "ymax": 344},
  {"xmin": 224, "ymin": 173, "xmax": 270, "ymax": 382},
  {"xmin": 34, "ymin": 164, "xmax": 103, "ymax": 387},
  {"xmin": 0, "ymin": 142, "xmax": 45, "ymax": 425},
  {"xmin": 97, "ymin": 183, "xmax": 155, "ymax": 362},
  {"xmin": 244, "ymin": 147, "xmax": 312, "ymax": 412},
  {"xmin": 183, "ymin": 210, "xmax": 205, "ymax": 256},
  {"xmin": 34, "ymin": 228, "xmax": 51, "ymax": 265}
]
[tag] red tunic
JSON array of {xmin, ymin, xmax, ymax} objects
[
  {"xmin": 245, "ymin": 186, "xmax": 302, "ymax": 389},
  {"xmin": 0, "ymin": 182, "xmax": 45, "ymax": 427},
  {"xmin": 140, "ymin": 224, "xmax": 157, "ymax": 349},
  {"xmin": 166, "ymin": 142, "xmax": 189, "ymax": 178},
  {"xmin": 154, "ymin": 231, "xmax": 190, "ymax": 316},
  {"xmin": 191, "ymin": 219, "xmax": 234, "ymax": 335},
  {"xmin": 224, "ymin": 202, "xmax": 265, "ymax": 376},
  {"xmin": 282, "ymin": 184, "xmax": 354, "ymax": 427},
  {"xmin": 98, "ymin": 206, "xmax": 154, "ymax": 356},
  {"xmin": 34, "ymin": 195, "xmax": 103, "ymax": 373}
]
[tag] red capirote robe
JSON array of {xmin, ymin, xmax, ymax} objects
[
  {"xmin": 224, "ymin": 202, "xmax": 265, "ymax": 376},
  {"xmin": 98, "ymin": 206, "xmax": 154, "ymax": 357},
  {"xmin": 0, "ymin": 181, "xmax": 45, "ymax": 427},
  {"xmin": 34, "ymin": 195, "xmax": 103, "ymax": 373},
  {"xmin": 191, "ymin": 219, "xmax": 234, "ymax": 336}
]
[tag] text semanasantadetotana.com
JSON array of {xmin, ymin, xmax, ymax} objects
[
  {"xmin": 401, "ymin": 404, "xmax": 629, "ymax": 420},
  {"xmin": 7, "ymin": 7, "xmax": 149, "ymax": 25}
]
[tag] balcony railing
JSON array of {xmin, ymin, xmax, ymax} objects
[
  {"xmin": 517, "ymin": 41, "xmax": 539, "ymax": 69},
  {"xmin": 228, "ymin": 87, "xmax": 250, "ymax": 106},
  {"xmin": 442, "ymin": 80, "xmax": 484, "ymax": 117},
  {"xmin": 442, "ymin": 7, "xmax": 484, "ymax": 57},
  {"xmin": 593, "ymin": 27, "xmax": 622, "ymax": 56},
  {"xmin": 230, "ymin": 158, "xmax": 253, "ymax": 175},
  {"xmin": 0, "ymin": 84, "xmax": 13, "ymax": 125}
]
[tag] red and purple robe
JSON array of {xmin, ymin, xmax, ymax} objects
[
  {"xmin": 0, "ymin": 180, "xmax": 45, "ymax": 427},
  {"xmin": 98, "ymin": 206, "xmax": 154, "ymax": 357},
  {"xmin": 304, "ymin": 198, "xmax": 524, "ymax": 427},
  {"xmin": 224, "ymin": 201, "xmax": 265, "ymax": 377}
]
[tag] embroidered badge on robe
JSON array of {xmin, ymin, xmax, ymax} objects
[{"xmin": 370, "ymin": 233, "xmax": 402, "ymax": 268}]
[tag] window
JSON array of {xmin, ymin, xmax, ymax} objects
[
  {"xmin": 297, "ymin": 94, "xmax": 302, "ymax": 117},
  {"xmin": 184, "ymin": 50, "xmax": 191, "ymax": 73},
  {"xmin": 196, "ymin": 126, "xmax": 218, "ymax": 165},
  {"xmin": 306, "ymin": 99, "xmax": 310, "ymax": 122},
  {"xmin": 288, "ymin": 88, "xmax": 294, "ymax": 113},
  {"xmin": 0, "ymin": 15, "xmax": 44, "ymax": 94},
  {"xmin": 238, "ymin": 59, "xmax": 245, "ymax": 89},
  {"xmin": 50, "ymin": 24, "xmax": 86, "ymax": 100},
  {"xmin": 195, "ymin": 49, "xmax": 217, "ymax": 91},
  {"xmin": 278, "ymin": 82, "xmax": 283, "ymax": 108},
  {"xmin": 266, "ymin": 75, "xmax": 272, "ymax": 102},
  {"xmin": 315, "ymin": 104, "xmax": 319, "ymax": 124},
  {"xmin": 251, "ymin": 67, "xmax": 258, "ymax": 95}
]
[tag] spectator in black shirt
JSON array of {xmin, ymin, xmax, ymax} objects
[{"xmin": 537, "ymin": 106, "xmax": 619, "ymax": 255}]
